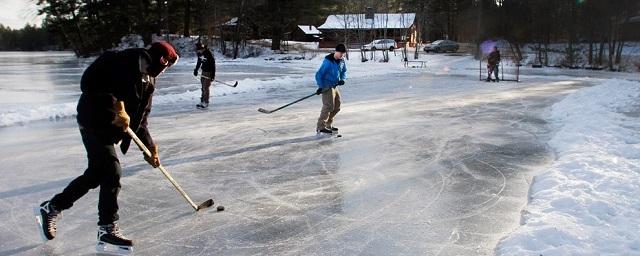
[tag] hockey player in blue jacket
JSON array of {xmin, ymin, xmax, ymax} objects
[{"xmin": 315, "ymin": 44, "xmax": 347, "ymax": 134}]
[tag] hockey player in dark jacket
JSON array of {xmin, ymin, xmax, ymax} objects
[
  {"xmin": 193, "ymin": 42, "xmax": 216, "ymax": 108},
  {"xmin": 36, "ymin": 41, "xmax": 179, "ymax": 254},
  {"xmin": 486, "ymin": 46, "xmax": 501, "ymax": 82}
]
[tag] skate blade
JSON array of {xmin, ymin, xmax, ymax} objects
[
  {"xmin": 96, "ymin": 242, "xmax": 133, "ymax": 255},
  {"xmin": 34, "ymin": 207, "xmax": 49, "ymax": 243},
  {"xmin": 315, "ymin": 132, "xmax": 339, "ymax": 138},
  {"xmin": 315, "ymin": 133, "xmax": 332, "ymax": 138}
]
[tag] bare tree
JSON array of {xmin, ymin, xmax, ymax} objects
[
  {"xmin": 604, "ymin": 0, "xmax": 638, "ymax": 70},
  {"xmin": 233, "ymin": 0, "xmax": 245, "ymax": 59},
  {"xmin": 382, "ymin": 0, "xmax": 390, "ymax": 62},
  {"xmin": 184, "ymin": 0, "xmax": 191, "ymax": 36}
]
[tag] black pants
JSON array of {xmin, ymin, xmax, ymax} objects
[{"xmin": 50, "ymin": 127, "xmax": 121, "ymax": 226}]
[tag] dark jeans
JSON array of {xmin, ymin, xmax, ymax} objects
[
  {"xmin": 487, "ymin": 64, "xmax": 499, "ymax": 80},
  {"xmin": 50, "ymin": 127, "xmax": 121, "ymax": 226},
  {"xmin": 200, "ymin": 71, "xmax": 213, "ymax": 104}
]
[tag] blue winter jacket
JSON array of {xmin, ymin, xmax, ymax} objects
[{"xmin": 315, "ymin": 53, "xmax": 347, "ymax": 89}]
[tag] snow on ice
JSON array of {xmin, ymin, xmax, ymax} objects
[{"xmin": 498, "ymin": 79, "xmax": 640, "ymax": 255}]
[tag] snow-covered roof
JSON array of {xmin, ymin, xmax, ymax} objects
[
  {"xmin": 298, "ymin": 25, "xmax": 322, "ymax": 35},
  {"xmin": 223, "ymin": 17, "xmax": 238, "ymax": 26},
  {"xmin": 318, "ymin": 13, "xmax": 416, "ymax": 30}
]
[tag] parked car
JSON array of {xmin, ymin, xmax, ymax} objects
[
  {"xmin": 361, "ymin": 39, "xmax": 398, "ymax": 51},
  {"xmin": 423, "ymin": 40, "xmax": 459, "ymax": 53}
]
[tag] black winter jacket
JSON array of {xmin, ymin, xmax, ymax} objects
[
  {"xmin": 76, "ymin": 48, "xmax": 156, "ymax": 154},
  {"xmin": 195, "ymin": 49, "xmax": 216, "ymax": 74}
]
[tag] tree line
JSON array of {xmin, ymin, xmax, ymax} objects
[
  {"xmin": 34, "ymin": 0, "xmax": 342, "ymax": 56},
  {"xmin": 0, "ymin": 24, "xmax": 63, "ymax": 51},
  {"xmin": 21, "ymin": 0, "xmax": 640, "ymax": 69},
  {"xmin": 402, "ymin": 0, "xmax": 638, "ymax": 69}
]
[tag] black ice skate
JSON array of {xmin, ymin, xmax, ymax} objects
[
  {"xmin": 316, "ymin": 128, "xmax": 333, "ymax": 135},
  {"xmin": 196, "ymin": 102, "xmax": 209, "ymax": 109},
  {"xmin": 96, "ymin": 223, "xmax": 134, "ymax": 255},
  {"xmin": 35, "ymin": 200, "xmax": 61, "ymax": 241}
]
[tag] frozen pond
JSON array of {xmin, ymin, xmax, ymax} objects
[{"xmin": 0, "ymin": 51, "xmax": 590, "ymax": 255}]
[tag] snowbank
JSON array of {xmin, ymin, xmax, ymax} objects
[
  {"xmin": 152, "ymin": 74, "xmax": 314, "ymax": 106},
  {"xmin": 497, "ymin": 79, "xmax": 640, "ymax": 255},
  {"xmin": 113, "ymin": 34, "xmax": 145, "ymax": 51},
  {"xmin": 0, "ymin": 74, "xmax": 312, "ymax": 127},
  {"xmin": 0, "ymin": 102, "xmax": 76, "ymax": 127},
  {"xmin": 521, "ymin": 42, "xmax": 640, "ymax": 72}
]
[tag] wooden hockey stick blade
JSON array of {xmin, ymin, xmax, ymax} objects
[{"xmin": 196, "ymin": 199, "xmax": 214, "ymax": 211}]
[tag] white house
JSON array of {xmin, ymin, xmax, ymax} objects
[{"xmin": 317, "ymin": 13, "xmax": 417, "ymax": 48}]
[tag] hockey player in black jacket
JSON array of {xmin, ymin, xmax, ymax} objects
[
  {"xmin": 193, "ymin": 42, "xmax": 216, "ymax": 108},
  {"xmin": 36, "ymin": 41, "xmax": 179, "ymax": 254}
]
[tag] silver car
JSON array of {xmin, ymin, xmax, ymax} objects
[
  {"xmin": 361, "ymin": 39, "xmax": 398, "ymax": 51},
  {"xmin": 424, "ymin": 40, "xmax": 459, "ymax": 53}
]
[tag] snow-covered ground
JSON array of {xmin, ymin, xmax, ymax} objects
[
  {"xmin": 520, "ymin": 42, "xmax": 640, "ymax": 70},
  {"xmin": 0, "ymin": 49, "xmax": 639, "ymax": 255},
  {"xmin": 498, "ymin": 79, "xmax": 640, "ymax": 255}
]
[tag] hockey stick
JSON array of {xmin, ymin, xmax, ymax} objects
[
  {"xmin": 258, "ymin": 92, "xmax": 316, "ymax": 114},
  {"xmin": 126, "ymin": 128, "xmax": 214, "ymax": 211},
  {"xmin": 258, "ymin": 87, "xmax": 335, "ymax": 114},
  {"xmin": 197, "ymin": 75, "xmax": 238, "ymax": 87},
  {"xmin": 215, "ymin": 79, "xmax": 238, "ymax": 88}
]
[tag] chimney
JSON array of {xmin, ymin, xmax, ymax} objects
[{"xmin": 365, "ymin": 7, "xmax": 374, "ymax": 19}]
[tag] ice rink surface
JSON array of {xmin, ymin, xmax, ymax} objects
[{"xmin": 0, "ymin": 52, "xmax": 592, "ymax": 255}]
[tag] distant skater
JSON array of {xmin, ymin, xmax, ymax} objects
[
  {"xmin": 193, "ymin": 42, "xmax": 216, "ymax": 109},
  {"xmin": 486, "ymin": 46, "xmax": 501, "ymax": 82}
]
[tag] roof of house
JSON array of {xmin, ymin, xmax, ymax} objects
[
  {"xmin": 298, "ymin": 25, "xmax": 322, "ymax": 35},
  {"xmin": 222, "ymin": 17, "xmax": 238, "ymax": 26},
  {"xmin": 318, "ymin": 13, "xmax": 416, "ymax": 30}
]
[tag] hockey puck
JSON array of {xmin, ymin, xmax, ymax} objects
[
  {"xmin": 216, "ymin": 205, "xmax": 225, "ymax": 211},
  {"xmin": 336, "ymin": 135, "xmax": 342, "ymax": 137}
]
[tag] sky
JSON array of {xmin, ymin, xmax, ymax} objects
[{"xmin": 0, "ymin": 0, "xmax": 43, "ymax": 29}]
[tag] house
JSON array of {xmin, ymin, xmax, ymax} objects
[
  {"xmin": 291, "ymin": 25, "xmax": 322, "ymax": 42},
  {"xmin": 317, "ymin": 13, "xmax": 417, "ymax": 49},
  {"xmin": 222, "ymin": 17, "xmax": 238, "ymax": 27},
  {"xmin": 218, "ymin": 17, "xmax": 240, "ymax": 41}
]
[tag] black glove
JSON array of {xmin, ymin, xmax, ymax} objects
[
  {"xmin": 337, "ymin": 80, "xmax": 345, "ymax": 86},
  {"xmin": 193, "ymin": 69, "xmax": 198, "ymax": 77},
  {"xmin": 316, "ymin": 88, "xmax": 323, "ymax": 95}
]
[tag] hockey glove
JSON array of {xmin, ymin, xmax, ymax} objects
[
  {"xmin": 144, "ymin": 144, "xmax": 160, "ymax": 168},
  {"xmin": 316, "ymin": 88, "xmax": 323, "ymax": 95},
  {"xmin": 111, "ymin": 101, "xmax": 130, "ymax": 131},
  {"xmin": 337, "ymin": 80, "xmax": 345, "ymax": 86}
]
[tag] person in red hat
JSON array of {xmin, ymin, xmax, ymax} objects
[{"xmin": 35, "ymin": 41, "xmax": 179, "ymax": 254}]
